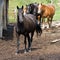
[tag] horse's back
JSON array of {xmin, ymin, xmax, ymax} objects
[
  {"xmin": 44, "ymin": 4, "xmax": 55, "ymax": 17},
  {"xmin": 48, "ymin": 4, "xmax": 55, "ymax": 11},
  {"xmin": 24, "ymin": 14, "xmax": 36, "ymax": 23},
  {"xmin": 47, "ymin": 4, "xmax": 55, "ymax": 15}
]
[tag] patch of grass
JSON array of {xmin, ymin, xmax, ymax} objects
[
  {"xmin": 53, "ymin": 7, "xmax": 60, "ymax": 21},
  {"xmin": 8, "ymin": 0, "xmax": 60, "ymax": 23},
  {"xmin": 8, "ymin": 0, "xmax": 47, "ymax": 23}
]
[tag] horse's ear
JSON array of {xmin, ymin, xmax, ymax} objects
[
  {"xmin": 26, "ymin": 5, "xmax": 28, "ymax": 6},
  {"xmin": 22, "ymin": 5, "xmax": 23, "ymax": 9},
  {"xmin": 17, "ymin": 6, "xmax": 19, "ymax": 9},
  {"xmin": 41, "ymin": 3, "xmax": 42, "ymax": 5},
  {"xmin": 38, "ymin": 3, "xmax": 39, "ymax": 5}
]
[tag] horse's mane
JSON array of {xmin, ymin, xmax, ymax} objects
[
  {"xmin": 41, "ymin": 4, "xmax": 48, "ymax": 8},
  {"xmin": 41, "ymin": 4, "xmax": 55, "ymax": 9}
]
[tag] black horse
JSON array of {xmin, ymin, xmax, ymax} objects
[
  {"xmin": 16, "ymin": 6, "xmax": 42, "ymax": 54},
  {"xmin": 26, "ymin": 3, "xmax": 38, "ymax": 16},
  {"xmin": 25, "ymin": 3, "xmax": 42, "ymax": 34},
  {"xmin": 25, "ymin": 3, "xmax": 42, "ymax": 24}
]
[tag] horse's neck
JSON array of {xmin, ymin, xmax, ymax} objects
[
  {"xmin": 17, "ymin": 14, "xmax": 24, "ymax": 24},
  {"xmin": 17, "ymin": 15, "xmax": 19, "ymax": 23},
  {"xmin": 42, "ymin": 5, "xmax": 46, "ymax": 9},
  {"xmin": 42, "ymin": 5, "xmax": 48, "ymax": 11}
]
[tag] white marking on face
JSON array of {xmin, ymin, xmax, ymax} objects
[
  {"xmin": 37, "ymin": 20, "xmax": 40, "ymax": 24},
  {"xmin": 23, "ymin": 12, "xmax": 26, "ymax": 15},
  {"xmin": 23, "ymin": 6, "xmax": 27, "ymax": 15},
  {"xmin": 38, "ymin": 4, "xmax": 41, "ymax": 13}
]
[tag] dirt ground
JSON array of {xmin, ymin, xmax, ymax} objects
[{"xmin": 0, "ymin": 23, "xmax": 60, "ymax": 60}]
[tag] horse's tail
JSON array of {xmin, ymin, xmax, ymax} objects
[{"xmin": 36, "ymin": 24, "xmax": 42, "ymax": 37}]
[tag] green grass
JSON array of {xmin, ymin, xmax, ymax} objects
[
  {"xmin": 8, "ymin": 0, "xmax": 60, "ymax": 23},
  {"xmin": 8, "ymin": 0, "xmax": 47, "ymax": 23},
  {"xmin": 53, "ymin": 7, "xmax": 60, "ymax": 21}
]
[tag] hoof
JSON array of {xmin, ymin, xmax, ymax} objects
[
  {"xmin": 15, "ymin": 53, "xmax": 18, "ymax": 55},
  {"xmin": 15, "ymin": 51, "xmax": 19, "ymax": 55},
  {"xmin": 16, "ymin": 50, "xmax": 19, "ymax": 54},
  {"xmin": 28, "ymin": 49, "xmax": 31, "ymax": 52},
  {"xmin": 24, "ymin": 50, "xmax": 27, "ymax": 54}
]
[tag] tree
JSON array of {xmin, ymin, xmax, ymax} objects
[{"xmin": 46, "ymin": 0, "xmax": 51, "ymax": 3}]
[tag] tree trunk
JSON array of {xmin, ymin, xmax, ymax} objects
[
  {"xmin": 0, "ymin": 0, "xmax": 4, "ymax": 37},
  {"xmin": 3, "ymin": 0, "xmax": 9, "ymax": 30}
]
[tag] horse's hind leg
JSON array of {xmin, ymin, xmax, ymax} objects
[{"xmin": 31, "ymin": 32, "xmax": 34, "ymax": 43}]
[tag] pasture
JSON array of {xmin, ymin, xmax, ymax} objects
[
  {"xmin": 8, "ymin": 0, "xmax": 60, "ymax": 23},
  {"xmin": 0, "ymin": 0, "xmax": 60, "ymax": 60}
]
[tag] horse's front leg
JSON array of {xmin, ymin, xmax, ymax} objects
[
  {"xmin": 42, "ymin": 18, "xmax": 45, "ymax": 29},
  {"xmin": 31, "ymin": 32, "xmax": 34, "ymax": 44},
  {"xmin": 16, "ymin": 34, "xmax": 20, "ymax": 54},
  {"xmin": 27, "ymin": 34, "xmax": 31, "ymax": 52},
  {"xmin": 49, "ymin": 17, "xmax": 53, "ymax": 28},
  {"xmin": 24, "ymin": 35, "xmax": 27, "ymax": 53},
  {"xmin": 47, "ymin": 17, "xmax": 50, "ymax": 28},
  {"xmin": 47, "ymin": 16, "xmax": 53, "ymax": 28}
]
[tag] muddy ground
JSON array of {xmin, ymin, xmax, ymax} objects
[{"xmin": 0, "ymin": 23, "xmax": 60, "ymax": 60}]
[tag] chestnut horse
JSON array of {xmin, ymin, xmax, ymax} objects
[{"xmin": 38, "ymin": 3, "xmax": 55, "ymax": 28}]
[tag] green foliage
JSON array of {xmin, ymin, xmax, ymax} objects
[
  {"xmin": 8, "ymin": 0, "xmax": 60, "ymax": 23},
  {"xmin": 53, "ymin": 7, "xmax": 60, "ymax": 21},
  {"xmin": 46, "ymin": 0, "xmax": 58, "ymax": 4},
  {"xmin": 46, "ymin": 0, "xmax": 51, "ymax": 3}
]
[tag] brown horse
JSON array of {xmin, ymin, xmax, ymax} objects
[
  {"xmin": 38, "ymin": 3, "xmax": 55, "ymax": 28},
  {"xmin": 16, "ymin": 6, "xmax": 42, "ymax": 54}
]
